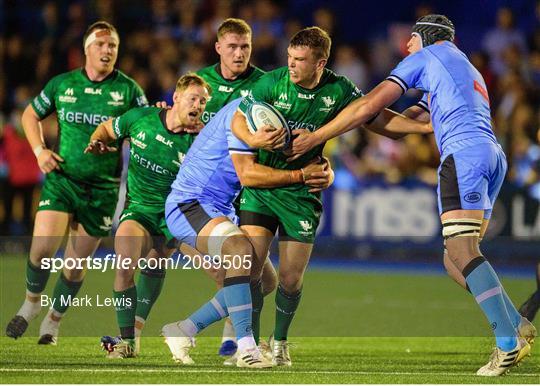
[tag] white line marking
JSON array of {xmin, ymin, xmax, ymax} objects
[{"xmin": 0, "ymin": 368, "xmax": 538, "ymax": 377}]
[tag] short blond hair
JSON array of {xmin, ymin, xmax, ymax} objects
[
  {"xmin": 217, "ymin": 18, "xmax": 252, "ymax": 40},
  {"xmin": 176, "ymin": 73, "xmax": 212, "ymax": 95},
  {"xmin": 290, "ymin": 26, "xmax": 332, "ymax": 60}
]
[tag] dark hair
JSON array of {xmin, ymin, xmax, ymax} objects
[{"xmin": 289, "ymin": 26, "xmax": 331, "ymax": 60}]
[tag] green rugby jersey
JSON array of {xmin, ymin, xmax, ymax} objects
[
  {"xmin": 197, "ymin": 63, "xmax": 265, "ymax": 123},
  {"xmin": 31, "ymin": 69, "xmax": 147, "ymax": 188},
  {"xmin": 239, "ymin": 66, "xmax": 362, "ymax": 170},
  {"xmin": 112, "ymin": 107, "xmax": 195, "ymax": 207}
]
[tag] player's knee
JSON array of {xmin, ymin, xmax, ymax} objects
[
  {"xmin": 442, "ymin": 218, "xmax": 482, "ymax": 268},
  {"xmin": 63, "ymin": 266, "xmax": 85, "ymax": 282},
  {"xmin": 279, "ymin": 272, "xmax": 302, "ymax": 294}
]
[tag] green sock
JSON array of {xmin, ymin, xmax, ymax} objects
[
  {"xmin": 26, "ymin": 259, "xmax": 50, "ymax": 293},
  {"xmin": 274, "ymin": 285, "xmax": 302, "ymax": 341},
  {"xmin": 51, "ymin": 273, "xmax": 83, "ymax": 313},
  {"xmin": 250, "ymin": 279, "xmax": 264, "ymax": 345},
  {"xmin": 135, "ymin": 268, "xmax": 165, "ymax": 322},
  {"xmin": 114, "ymin": 286, "xmax": 137, "ymax": 339}
]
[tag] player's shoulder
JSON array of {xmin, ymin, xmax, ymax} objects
[
  {"xmin": 197, "ymin": 64, "xmax": 218, "ymax": 78},
  {"xmin": 322, "ymin": 68, "xmax": 362, "ymax": 94},
  {"xmin": 262, "ymin": 66, "xmax": 288, "ymax": 80},
  {"xmin": 45, "ymin": 69, "xmax": 81, "ymax": 88}
]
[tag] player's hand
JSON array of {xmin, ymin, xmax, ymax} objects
[
  {"xmin": 251, "ymin": 125, "xmax": 287, "ymax": 151},
  {"xmin": 422, "ymin": 121, "xmax": 434, "ymax": 134},
  {"xmin": 155, "ymin": 101, "xmax": 171, "ymax": 109},
  {"xmin": 286, "ymin": 129, "xmax": 320, "ymax": 162},
  {"xmin": 37, "ymin": 149, "xmax": 64, "ymax": 174},
  {"xmin": 84, "ymin": 139, "xmax": 117, "ymax": 155},
  {"xmin": 305, "ymin": 156, "xmax": 334, "ymax": 192}
]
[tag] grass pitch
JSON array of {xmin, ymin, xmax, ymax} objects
[{"xmin": 0, "ymin": 255, "xmax": 538, "ymax": 383}]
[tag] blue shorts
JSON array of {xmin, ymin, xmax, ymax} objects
[
  {"xmin": 165, "ymin": 196, "xmax": 237, "ymax": 248},
  {"xmin": 438, "ymin": 142, "xmax": 507, "ymax": 219}
]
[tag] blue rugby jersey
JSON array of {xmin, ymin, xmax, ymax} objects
[
  {"xmin": 167, "ymin": 98, "xmax": 255, "ymax": 212},
  {"xmin": 387, "ymin": 41, "xmax": 497, "ymax": 157}
]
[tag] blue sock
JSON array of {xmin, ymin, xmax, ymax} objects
[
  {"xmin": 223, "ymin": 276, "xmax": 253, "ymax": 340},
  {"xmin": 187, "ymin": 289, "xmax": 228, "ymax": 333},
  {"xmin": 501, "ymin": 288, "xmax": 522, "ymax": 329},
  {"xmin": 464, "ymin": 257, "xmax": 517, "ymax": 351}
]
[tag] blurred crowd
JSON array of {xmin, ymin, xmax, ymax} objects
[{"xmin": 1, "ymin": 0, "xmax": 540, "ymax": 235}]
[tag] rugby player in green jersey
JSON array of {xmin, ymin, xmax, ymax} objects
[
  {"xmin": 197, "ymin": 18, "xmax": 278, "ymax": 360},
  {"xmin": 85, "ymin": 73, "xmax": 210, "ymax": 358},
  {"xmin": 234, "ymin": 27, "xmax": 429, "ymax": 366},
  {"xmin": 5, "ymin": 21, "xmax": 148, "ymax": 345}
]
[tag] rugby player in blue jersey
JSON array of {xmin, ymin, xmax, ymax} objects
[
  {"xmin": 289, "ymin": 14, "xmax": 536, "ymax": 376},
  {"xmin": 161, "ymin": 99, "xmax": 332, "ymax": 368}
]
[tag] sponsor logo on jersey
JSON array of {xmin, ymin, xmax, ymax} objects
[
  {"xmin": 240, "ymin": 89, "xmax": 251, "ymax": 97},
  {"xmin": 172, "ymin": 152, "xmax": 186, "ymax": 168},
  {"xmin": 130, "ymin": 151, "xmax": 174, "ymax": 176},
  {"xmin": 240, "ymin": 198, "xmax": 246, "ymax": 204},
  {"xmin": 274, "ymin": 101, "xmax": 292, "ymax": 111},
  {"xmin": 58, "ymin": 108, "xmax": 111, "ymax": 126},
  {"xmin": 33, "ymin": 98, "xmax": 46, "ymax": 114},
  {"xmin": 85, "ymin": 87, "xmax": 102, "ymax": 95},
  {"xmin": 299, "ymin": 220, "xmax": 313, "ymax": 236},
  {"xmin": 40, "ymin": 91, "xmax": 52, "ymax": 106},
  {"xmin": 99, "ymin": 216, "xmax": 113, "ymax": 231},
  {"xmin": 464, "ymin": 192, "xmax": 481, "ymax": 203},
  {"xmin": 136, "ymin": 95, "xmax": 148, "ymax": 107},
  {"xmin": 320, "ymin": 96, "xmax": 336, "ymax": 112},
  {"xmin": 136, "ymin": 131, "xmax": 146, "ymax": 141},
  {"xmin": 59, "ymin": 88, "xmax": 77, "ymax": 103},
  {"xmin": 131, "ymin": 137, "xmax": 147, "ymax": 150},
  {"xmin": 201, "ymin": 111, "xmax": 216, "ymax": 123},
  {"xmin": 298, "ymin": 92, "xmax": 315, "ymax": 100},
  {"xmin": 279, "ymin": 93, "xmax": 288, "ymax": 101},
  {"xmin": 108, "ymin": 91, "xmax": 125, "ymax": 106},
  {"xmin": 218, "ymin": 85, "xmax": 234, "ymax": 93},
  {"xmin": 156, "ymin": 134, "xmax": 173, "ymax": 148},
  {"xmin": 39, "ymin": 199, "xmax": 51, "ymax": 207}
]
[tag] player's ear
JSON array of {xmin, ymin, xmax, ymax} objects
[
  {"xmin": 317, "ymin": 58, "xmax": 327, "ymax": 70},
  {"xmin": 172, "ymin": 90, "xmax": 181, "ymax": 103},
  {"xmin": 215, "ymin": 41, "xmax": 221, "ymax": 55}
]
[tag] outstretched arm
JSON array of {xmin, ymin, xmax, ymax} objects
[{"xmin": 290, "ymin": 80, "xmax": 403, "ymax": 157}]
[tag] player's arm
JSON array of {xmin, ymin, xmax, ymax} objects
[
  {"xmin": 364, "ymin": 107, "xmax": 432, "ymax": 140},
  {"xmin": 21, "ymin": 104, "xmax": 64, "ymax": 174},
  {"xmin": 84, "ymin": 119, "xmax": 118, "ymax": 154},
  {"xmin": 231, "ymin": 153, "xmax": 331, "ymax": 192},
  {"xmin": 231, "ymin": 111, "xmax": 287, "ymax": 151}
]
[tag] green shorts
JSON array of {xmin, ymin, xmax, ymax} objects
[
  {"xmin": 239, "ymin": 185, "xmax": 322, "ymax": 243},
  {"xmin": 119, "ymin": 202, "xmax": 175, "ymax": 247},
  {"xmin": 37, "ymin": 171, "xmax": 119, "ymax": 237}
]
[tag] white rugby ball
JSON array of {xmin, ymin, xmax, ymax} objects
[{"xmin": 245, "ymin": 101, "xmax": 291, "ymax": 149}]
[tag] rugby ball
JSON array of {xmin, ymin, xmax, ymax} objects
[{"xmin": 245, "ymin": 101, "xmax": 291, "ymax": 149}]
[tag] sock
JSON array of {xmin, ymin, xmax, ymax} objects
[
  {"xmin": 250, "ymin": 279, "xmax": 264, "ymax": 345},
  {"xmin": 187, "ymin": 288, "xmax": 228, "ymax": 334},
  {"xmin": 223, "ymin": 276, "xmax": 253, "ymax": 342},
  {"xmin": 114, "ymin": 286, "xmax": 137, "ymax": 339},
  {"xmin": 135, "ymin": 268, "xmax": 165, "ymax": 323},
  {"xmin": 17, "ymin": 290, "xmax": 42, "ymax": 320},
  {"xmin": 221, "ymin": 318, "xmax": 236, "ymax": 343},
  {"xmin": 135, "ymin": 316, "xmax": 145, "ymax": 337},
  {"xmin": 501, "ymin": 288, "xmax": 522, "ymax": 328},
  {"xmin": 51, "ymin": 273, "xmax": 83, "ymax": 314},
  {"xmin": 26, "ymin": 259, "xmax": 50, "ymax": 293},
  {"xmin": 274, "ymin": 284, "xmax": 302, "ymax": 341},
  {"xmin": 464, "ymin": 257, "xmax": 517, "ymax": 351}
]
